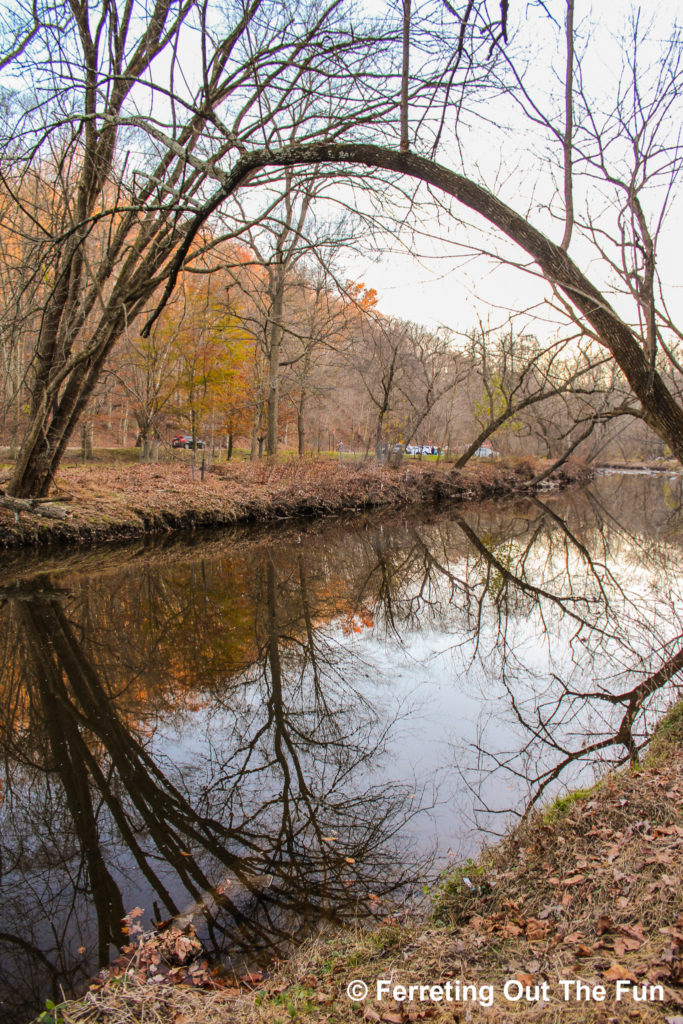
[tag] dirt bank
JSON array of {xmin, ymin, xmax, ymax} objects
[
  {"xmin": 0, "ymin": 457, "xmax": 592, "ymax": 550},
  {"xmin": 32, "ymin": 701, "xmax": 683, "ymax": 1024}
]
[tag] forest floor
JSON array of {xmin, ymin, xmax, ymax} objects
[
  {"xmin": 0, "ymin": 454, "xmax": 593, "ymax": 549},
  {"xmin": 34, "ymin": 701, "xmax": 683, "ymax": 1024}
]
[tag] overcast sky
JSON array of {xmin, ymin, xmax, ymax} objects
[{"xmin": 350, "ymin": 0, "xmax": 683, "ymax": 341}]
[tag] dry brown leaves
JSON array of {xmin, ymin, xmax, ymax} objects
[
  {"xmin": 1, "ymin": 455, "xmax": 591, "ymax": 549},
  {"xmin": 429, "ymin": 747, "xmax": 683, "ymax": 1018}
]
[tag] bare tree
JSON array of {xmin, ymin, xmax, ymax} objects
[
  {"xmin": 219, "ymin": 173, "xmax": 358, "ymax": 457},
  {"xmin": 5, "ymin": 0, "xmax": 683, "ymax": 494},
  {"xmin": 0, "ymin": 0, "xmax": 393, "ymax": 495},
  {"xmin": 453, "ymin": 319, "xmax": 618, "ymax": 466},
  {"xmin": 156, "ymin": 6, "xmax": 683, "ymax": 465}
]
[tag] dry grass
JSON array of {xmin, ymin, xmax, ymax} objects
[
  {"xmin": 0, "ymin": 456, "xmax": 592, "ymax": 550},
  {"xmin": 52, "ymin": 979, "xmax": 251, "ymax": 1024},
  {"xmin": 38, "ymin": 707, "xmax": 683, "ymax": 1024},
  {"xmin": 52, "ymin": 980, "xmax": 243, "ymax": 1024}
]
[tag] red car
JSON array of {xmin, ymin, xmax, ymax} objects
[{"xmin": 172, "ymin": 435, "xmax": 205, "ymax": 449}]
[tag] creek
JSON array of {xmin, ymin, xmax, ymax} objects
[{"xmin": 0, "ymin": 472, "xmax": 681, "ymax": 1022}]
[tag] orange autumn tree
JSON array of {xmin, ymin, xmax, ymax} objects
[{"xmin": 162, "ymin": 269, "xmax": 255, "ymax": 457}]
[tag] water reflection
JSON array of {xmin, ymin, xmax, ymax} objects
[
  {"xmin": 0, "ymin": 559, "xmax": 426, "ymax": 1021},
  {"xmin": 0, "ymin": 473, "xmax": 681, "ymax": 1022}
]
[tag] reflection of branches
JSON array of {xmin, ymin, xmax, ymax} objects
[
  {"xmin": 0, "ymin": 563, "xmax": 428, "ymax": 1020},
  {"xmin": 2, "ymin": 476, "xmax": 682, "ymax": 1021},
  {"xmin": 450, "ymin": 503, "xmax": 683, "ymax": 826},
  {"xmin": 528, "ymin": 495, "xmax": 617, "ymax": 604},
  {"xmin": 198, "ymin": 553, "xmax": 427, "ymax": 962},
  {"xmin": 453, "ymin": 512, "xmax": 611, "ymax": 635},
  {"xmin": 491, "ymin": 643, "xmax": 683, "ymax": 819},
  {"xmin": 572, "ymin": 639, "xmax": 683, "ymax": 763}
]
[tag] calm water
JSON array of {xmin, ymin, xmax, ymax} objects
[{"xmin": 1, "ymin": 473, "xmax": 682, "ymax": 1021}]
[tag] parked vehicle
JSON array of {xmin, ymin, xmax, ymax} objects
[
  {"xmin": 474, "ymin": 444, "xmax": 498, "ymax": 458},
  {"xmin": 406, "ymin": 444, "xmax": 438, "ymax": 456},
  {"xmin": 172, "ymin": 435, "xmax": 206, "ymax": 449}
]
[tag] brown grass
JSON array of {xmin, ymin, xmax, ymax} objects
[{"xmin": 0, "ymin": 456, "xmax": 593, "ymax": 550}]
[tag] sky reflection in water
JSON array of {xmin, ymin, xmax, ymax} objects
[{"xmin": 0, "ymin": 472, "xmax": 681, "ymax": 1022}]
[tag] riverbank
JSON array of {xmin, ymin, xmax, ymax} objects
[
  {"xmin": 0, "ymin": 456, "xmax": 592, "ymax": 550},
  {"xmin": 597, "ymin": 459, "xmax": 682, "ymax": 474},
  {"xmin": 35, "ymin": 701, "xmax": 683, "ymax": 1024}
]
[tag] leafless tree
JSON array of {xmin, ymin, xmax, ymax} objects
[
  {"xmin": 4, "ymin": 0, "xmax": 683, "ymax": 495},
  {"xmin": 155, "ymin": 5, "xmax": 683, "ymax": 465},
  {"xmin": 0, "ymin": 0, "xmax": 397, "ymax": 495}
]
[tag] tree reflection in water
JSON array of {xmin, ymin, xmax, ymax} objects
[
  {"xmin": 0, "ymin": 472, "xmax": 681, "ymax": 1023},
  {"xmin": 0, "ymin": 556, "xmax": 428, "ymax": 1022}
]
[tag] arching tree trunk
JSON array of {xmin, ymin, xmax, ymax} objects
[{"xmin": 170, "ymin": 142, "xmax": 683, "ymax": 466}]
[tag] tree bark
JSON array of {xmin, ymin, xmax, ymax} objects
[{"xmin": 267, "ymin": 272, "xmax": 285, "ymax": 457}]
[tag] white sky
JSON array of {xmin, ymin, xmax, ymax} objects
[
  {"xmin": 348, "ymin": 0, "xmax": 683, "ymax": 340},
  {"xmin": 4, "ymin": 0, "xmax": 680, "ymax": 344}
]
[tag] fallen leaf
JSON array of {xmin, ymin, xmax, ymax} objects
[
  {"xmin": 504, "ymin": 922, "xmax": 524, "ymax": 937},
  {"xmin": 345, "ymin": 857, "xmax": 356, "ymax": 864},
  {"xmin": 525, "ymin": 919, "xmax": 549, "ymax": 941},
  {"xmin": 515, "ymin": 973, "xmax": 534, "ymax": 986},
  {"xmin": 615, "ymin": 936, "xmax": 642, "ymax": 955},
  {"xmin": 597, "ymin": 915, "xmax": 613, "ymax": 935},
  {"xmin": 646, "ymin": 851, "xmax": 675, "ymax": 865},
  {"xmin": 562, "ymin": 875, "xmax": 586, "ymax": 887},
  {"xmin": 240, "ymin": 971, "xmax": 264, "ymax": 985},
  {"xmin": 174, "ymin": 935, "xmax": 201, "ymax": 963},
  {"xmin": 604, "ymin": 963, "xmax": 638, "ymax": 982},
  {"xmin": 618, "ymin": 924, "xmax": 646, "ymax": 943}
]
